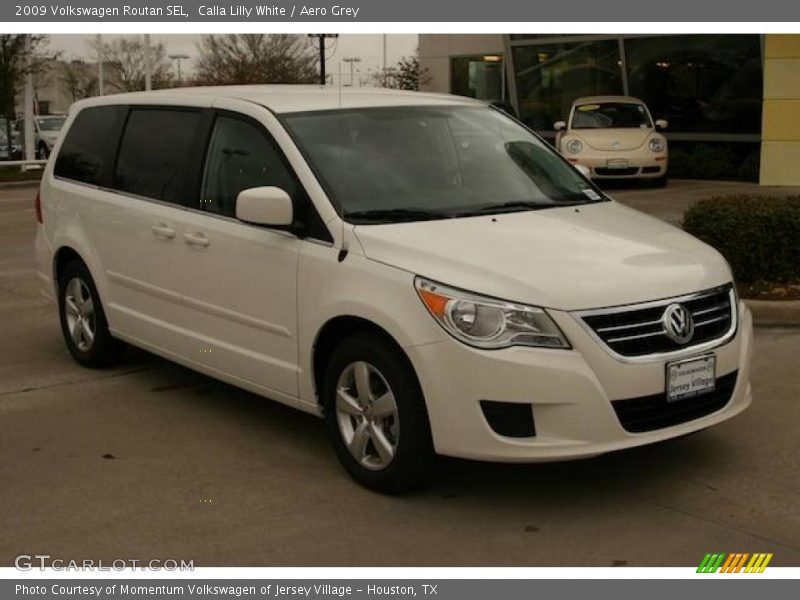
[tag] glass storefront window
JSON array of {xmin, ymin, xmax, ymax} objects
[
  {"xmin": 451, "ymin": 56, "xmax": 504, "ymax": 102},
  {"xmin": 512, "ymin": 39, "xmax": 623, "ymax": 131},
  {"xmin": 625, "ymin": 35, "xmax": 763, "ymax": 134}
]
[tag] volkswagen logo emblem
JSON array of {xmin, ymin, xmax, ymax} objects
[
  {"xmin": 612, "ymin": 140, "xmax": 621, "ymax": 148},
  {"xmin": 662, "ymin": 303, "xmax": 694, "ymax": 344}
]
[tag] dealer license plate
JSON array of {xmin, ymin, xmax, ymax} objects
[
  {"xmin": 606, "ymin": 158, "xmax": 629, "ymax": 169},
  {"xmin": 666, "ymin": 355, "xmax": 716, "ymax": 402}
]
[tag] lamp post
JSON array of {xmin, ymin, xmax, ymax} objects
[
  {"xmin": 144, "ymin": 34, "xmax": 152, "ymax": 91},
  {"xmin": 96, "ymin": 34, "xmax": 104, "ymax": 95},
  {"xmin": 168, "ymin": 53, "xmax": 190, "ymax": 86}
]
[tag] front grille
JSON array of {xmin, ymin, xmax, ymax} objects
[
  {"xmin": 594, "ymin": 167, "xmax": 640, "ymax": 176},
  {"xmin": 580, "ymin": 285, "xmax": 735, "ymax": 358},
  {"xmin": 612, "ymin": 370, "xmax": 738, "ymax": 433}
]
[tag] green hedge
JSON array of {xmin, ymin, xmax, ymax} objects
[{"xmin": 683, "ymin": 195, "xmax": 800, "ymax": 285}]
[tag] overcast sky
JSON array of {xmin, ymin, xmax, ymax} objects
[{"xmin": 45, "ymin": 34, "xmax": 418, "ymax": 85}]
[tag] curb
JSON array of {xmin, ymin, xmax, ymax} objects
[{"xmin": 745, "ymin": 299, "xmax": 800, "ymax": 327}]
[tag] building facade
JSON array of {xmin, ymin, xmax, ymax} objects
[{"xmin": 419, "ymin": 34, "xmax": 800, "ymax": 185}]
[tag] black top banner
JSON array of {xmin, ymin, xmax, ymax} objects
[{"xmin": 5, "ymin": 0, "xmax": 800, "ymax": 22}]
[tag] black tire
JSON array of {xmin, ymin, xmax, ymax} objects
[
  {"xmin": 322, "ymin": 332, "xmax": 436, "ymax": 494},
  {"xmin": 58, "ymin": 260, "xmax": 126, "ymax": 368},
  {"xmin": 651, "ymin": 174, "xmax": 668, "ymax": 188},
  {"xmin": 37, "ymin": 143, "xmax": 49, "ymax": 160}
]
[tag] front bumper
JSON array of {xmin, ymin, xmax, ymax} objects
[
  {"xmin": 407, "ymin": 301, "xmax": 752, "ymax": 461},
  {"xmin": 568, "ymin": 150, "xmax": 667, "ymax": 179}
]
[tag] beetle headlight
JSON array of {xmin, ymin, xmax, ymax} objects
[
  {"xmin": 565, "ymin": 139, "xmax": 583, "ymax": 154},
  {"xmin": 649, "ymin": 136, "xmax": 665, "ymax": 153},
  {"xmin": 415, "ymin": 278, "xmax": 570, "ymax": 349}
]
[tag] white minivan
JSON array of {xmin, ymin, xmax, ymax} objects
[{"xmin": 35, "ymin": 86, "xmax": 753, "ymax": 493}]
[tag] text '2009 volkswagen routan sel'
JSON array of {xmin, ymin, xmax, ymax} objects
[{"xmin": 34, "ymin": 86, "xmax": 753, "ymax": 493}]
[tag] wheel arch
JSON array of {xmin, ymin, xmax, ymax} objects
[{"xmin": 312, "ymin": 315, "xmax": 421, "ymax": 409}]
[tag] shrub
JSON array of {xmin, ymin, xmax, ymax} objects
[{"xmin": 683, "ymin": 195, "xmax": 800, "ymax": 285}]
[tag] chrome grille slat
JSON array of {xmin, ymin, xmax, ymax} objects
[
  {"xmin": 606, "ymin": 330, "xmax": 666, "ymax": 344},
  {"xmin": 692, "ymin": 303, "xmax": 730, "ymax": 317},
  {"xmin": 694, "ymin": 314, "xmax": 729, "ymax": 327},
  {"xmin": 597, "ymin": 318, "xmax": 662, "ymax": 333},
  {"xmin": 576, "ymin": 285, "xmax": 736, "ymax": 359}
]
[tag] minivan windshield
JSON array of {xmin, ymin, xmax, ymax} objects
[
  {"xmin": 571, "ymin": 103, "xmax": 652, "ymax": 129},
  {"xmin": 283, "ymin": 105, "xmax": 606, "ymax": 223}
]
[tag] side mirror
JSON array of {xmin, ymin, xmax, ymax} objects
[
  {"xmin": 554, "ymin": 121, "xmax": 567, "ymax": 131},
  {"xmin": 235, "ymin": 186, "xmax": 293, "ymax": 227},
  {"xmin": 655, "ymin": 119, "xmax": 668, "ymax": 130},
  {"xmin": 574, "ymin": 164, "xmax": 591, "ymax": 178}
]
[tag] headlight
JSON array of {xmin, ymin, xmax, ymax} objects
[
  {"xmin": 649, "ymin": 137, "xmax": 665, "ymax": 153},
  {"xmin": 415, "ymin": 278, "xmax": 570, "ymax": 349},
  {"xmin": 565, "ymin": 139, "xmax": 583, "ymax": 154}
]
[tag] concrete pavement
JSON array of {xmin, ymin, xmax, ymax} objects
[{"xmin": 1, "ymin": 183, "xmax": 799, "ymax": 567}]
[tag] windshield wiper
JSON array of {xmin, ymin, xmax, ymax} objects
[
  {"xmin": 345, "ymin": 208, "xmax": 449, "ymax": 223},
  {"xmin": 453, "ymin": 201, "xmax": 552, "ymax": 216}
]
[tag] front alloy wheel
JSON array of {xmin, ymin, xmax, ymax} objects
[
  {"xmin": 335, "ymin": 361, "xmax": 399, "ymax": 471},
  {"xmin": 322, "ymin": 332, "xmax": 435, "ymax": 493}
]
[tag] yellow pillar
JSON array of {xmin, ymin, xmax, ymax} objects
[{"xmin": 760, "ymin": 34, "xmax": 800, "ymax": 185}]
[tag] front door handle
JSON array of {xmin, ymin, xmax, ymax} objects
[
  {"xmin": 151, "ymin": 223, "xmax": 175, "ymax": 240},
  {"xmin": 183, "ymin": 232, "xmax": 210, "ymax": 248}
]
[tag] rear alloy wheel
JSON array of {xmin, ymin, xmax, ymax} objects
[
  {"xmin": 64, "ymin": 277, "xmax": 96, "ymax": 352},
  {"xmin": 323, "ymin": 332, "xmax": 435, "ymax": 493},
  {"xmin": 58, "ymin": 261, "xmax": 126, "ymax": 368}
]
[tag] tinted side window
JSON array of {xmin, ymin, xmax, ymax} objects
[
  {"xmin": 54, "ymin": 106, "xmax": 125, "ymax": 186},
  {"xmin": 201, "ymin": 116, "xmax": 298, "ymax": 218},
  {"xmin": 114, "ymin": 108, "xmax": 201, "ymax": 203}
]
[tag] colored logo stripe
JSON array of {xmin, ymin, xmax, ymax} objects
[{"xmin": 698, "ymin": 553, "xmax": 773, "ymax": 573}]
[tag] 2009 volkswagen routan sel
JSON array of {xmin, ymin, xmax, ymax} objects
[{"xmin": 35, "ymin": 86, "xmax": 753, "ymax": 493}]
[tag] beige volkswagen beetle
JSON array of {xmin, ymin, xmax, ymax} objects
[{"xmin": 555, "ymin": 96, "xmax": 669, "ymax": 186}]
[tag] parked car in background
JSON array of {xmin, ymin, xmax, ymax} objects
[
  {"xmin": 35, "ymin": 87, "xmax": 751, "ymax": 493},
  {"xmin": 0, "ymin": 121, "xmax": 22, "ymax": 161},
  {"xmin": 555, "ymin": 96, "xmax": 669, "ymax": 186},
  {"xmin": 16, "ymin": 114, "xmax": 67, "ymax": 159}
]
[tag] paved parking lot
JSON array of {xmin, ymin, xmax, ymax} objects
[{"xmin": 1, "ymin": 182, "xmax": 799, "ymax": 567}]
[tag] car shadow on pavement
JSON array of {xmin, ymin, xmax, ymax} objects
[{"xmin": 131, "ymin": 346, "xmax": 741, "ymax": 507}]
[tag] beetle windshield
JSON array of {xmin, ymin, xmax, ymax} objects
[
  {"xmin": 283, "ymin": 105, "xmax": 606, "ymax": 223},
  {"xmin": 571, "ymin": 103, "xmax": 652, "ymax": 129}
]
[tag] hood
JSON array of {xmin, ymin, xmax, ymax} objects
[
  {"xmin": 353, "ymin": 202, "xmax": 731, "ymax": 311},
  {"xmin": 573, "ymin": 128, "xmax": 653, "ymax": 151}
]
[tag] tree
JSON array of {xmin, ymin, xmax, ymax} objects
[
  {"xmin": 0, "ymin": 35, "xmax": 54, "ymax": 157},
  {"xmin": 96, "ymin": 37, "xmax": 173, "ymax": 92},
  {"xmin": 373, "ymin": 53, "xmax": 430, "ymax": 91},
  {"xmin": 194, "ymin": 34, "xmax": 317, "ymax": 85},
  {"xmin": 60, "ymin": 60, "xmax": 98, "ymax": 102}
]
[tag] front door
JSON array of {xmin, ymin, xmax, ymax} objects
[{"xmin": 172, "ymin": 110, "xmax": 303, "ymax": 397}]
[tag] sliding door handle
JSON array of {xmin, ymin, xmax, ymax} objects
[
  {"xmin": 151, "ymin": 223, "xmax": 176, "ymax": 240},
  {"xmin": 183, "ymin": 232, "xmax": 210, "ymax": 248}
]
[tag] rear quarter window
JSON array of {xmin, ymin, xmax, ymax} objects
[
  {"xmin": 53, "ymin": 106, "xmax": 126, "ymax": 186},
  {"xmin": 113, "ymin": 108, "xmax": 203, "ymax": 204}
]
